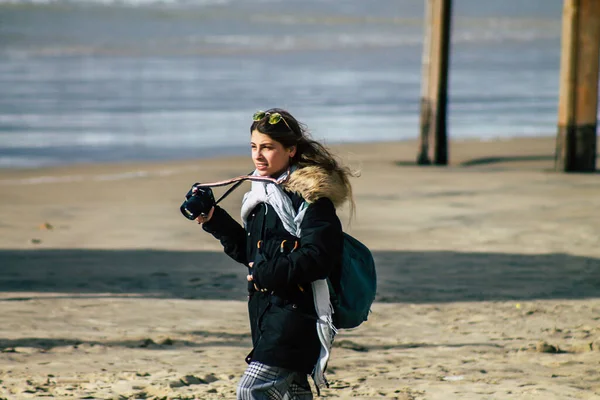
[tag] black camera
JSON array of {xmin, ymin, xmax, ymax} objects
[{"xmin": 180, "ymin": 183, "xmax": 215, "ymax": 220}]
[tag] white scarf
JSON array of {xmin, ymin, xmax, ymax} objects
[{"xmin": 241, "ymin": 167, "xmax": 336, "ymax": 391}]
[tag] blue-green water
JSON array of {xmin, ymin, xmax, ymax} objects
[{"xmin": 0, "ymin": 0, "xmax": 563, "ymax": 168}]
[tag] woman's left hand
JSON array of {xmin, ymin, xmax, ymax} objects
[{"xmin": 247, "ymin": 262, "xmax": 262, "ymax": 291}]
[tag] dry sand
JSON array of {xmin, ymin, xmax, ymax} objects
[{"xmin": 0, "ymin": 136, "xmax": 599, "ymax": 399}]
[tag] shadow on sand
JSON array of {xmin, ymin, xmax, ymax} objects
[
  {"xmin": 0, "ymin": 334, "xmax": 250, "ymax": 351},
  {"xmin": 1, "ymin": 249, "xmax": 599, "ymax": 303},
  {"xmin": 459, "ymin": 155, "xmax": 554, "ymax": 167},
  {"xmin": 396, "ymin": 154, "xmax": 600, "ymax": 173},
  {"xmin": 1, "ymin": 249, "xmax": 598, "ymax": 351}
]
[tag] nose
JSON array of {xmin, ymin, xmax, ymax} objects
[{"xmin": 253, "ymin": 148, "xmax": 264, "ymax": 160}]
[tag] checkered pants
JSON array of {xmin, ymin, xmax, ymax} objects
[{"xmin": 237, "ymin": 361, "xmax": 313, "ymax": 400}]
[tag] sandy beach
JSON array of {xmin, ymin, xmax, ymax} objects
[{"xmin": 1, "ymin": 136, "xmax": 599, "ymax": 400}]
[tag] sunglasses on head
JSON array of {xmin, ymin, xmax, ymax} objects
[{"xmin": 252, "ymin": 110, "xmax": 292, "ymax": 131}]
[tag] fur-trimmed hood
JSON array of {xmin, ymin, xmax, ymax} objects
[{"xmin": 282, "ymin": 165, "xmax": 349, "ymax": 208}]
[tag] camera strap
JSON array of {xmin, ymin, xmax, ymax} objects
[
  {"xmin": 193, "ymin": 172, "xmax": 283, "ymax": 206},
  {"xmin": 214, "ymin": 179, "xmax": 245, "ymax": 205}
]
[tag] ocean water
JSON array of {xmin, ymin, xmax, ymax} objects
[{"xmin": 0, "ymin": 0, "xmax": 563, "ymax": 168}]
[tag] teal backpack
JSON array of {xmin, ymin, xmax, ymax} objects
[
  {"xmin": 328, "ymin": 232, "xmax": 377, "ymax": 330},
  {"xmin": 295, "ymin": 200, "xmax": 376, "ymax": 329}
]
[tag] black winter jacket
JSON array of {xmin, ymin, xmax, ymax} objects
[{"xmin": 201, "ymin": 166, "xmax": 346, "ymax": 374}]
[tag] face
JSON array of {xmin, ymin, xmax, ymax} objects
[{"xmin": 251, "ymin": 130, "xmax": 296, "ymax": 177}]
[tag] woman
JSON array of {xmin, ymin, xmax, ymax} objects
[{"xmin": 197, "ymin": 108, "xmax": 355, "ymax": 400}]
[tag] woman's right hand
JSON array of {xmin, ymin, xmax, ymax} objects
[{"xmin": 195, "ymin": 206, "xmax": 215, "ymax": 224}]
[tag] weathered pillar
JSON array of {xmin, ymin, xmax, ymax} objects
[
  {"xmin": 555, "ymin": 0, "xmax": 600, "ymax": 172},
  {"xmin": 417, "ymin": 0, "xmax": 452, "ymax": 165}
]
